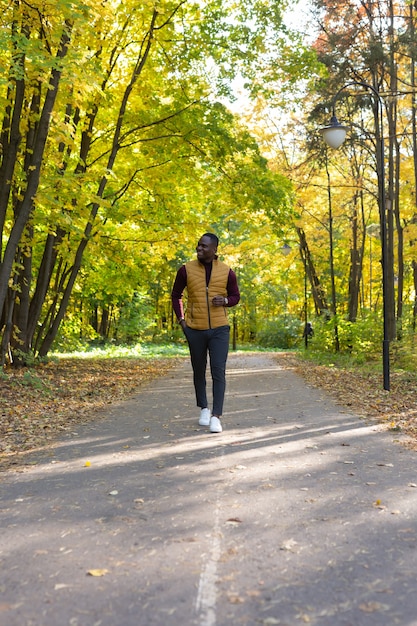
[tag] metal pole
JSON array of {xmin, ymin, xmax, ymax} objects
[
  {"xmin": 373, "ymin": 87, "xmax": 390, "ymax": 391},
  {"xmin": 304, "ymin": 264, "xmax": 308, "ymax": 348},
  {"xmin": 324, "ymin": 82, "xmax": 390, "ymax": 390}
]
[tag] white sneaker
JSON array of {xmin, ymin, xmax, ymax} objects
[
  {"xmin": 199, "ymin": 408, "xmax": 211, "ymax": 426},
  {"xmin": 210, "ymin": 416, "xmax": 222, "ymax": 433}
]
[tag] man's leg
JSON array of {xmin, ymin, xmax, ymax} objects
[
  {"xmin": 208, "ymin": 325, "xmax": 230, "ymax": 417},
  {"xmin": 185, "ymin": 327, "xmax": 209, "ymax": 409}
]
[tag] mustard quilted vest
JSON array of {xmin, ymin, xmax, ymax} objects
[{"xmin": 185, "ymin": 259, "xmax": 230, "ymax": 329}]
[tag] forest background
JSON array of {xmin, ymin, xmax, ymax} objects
[{"xmin": 1, "ymin": 0, "xmax": 417, "ymax": 459}]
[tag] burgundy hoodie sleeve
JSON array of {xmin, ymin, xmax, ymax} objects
[
  {"xmin": 226, "ymin": 269, "xmax": 240, "ymax": 307},
  {"xmin": 171, "ymin": 265, "xmax": 187, "ymax": 321}
]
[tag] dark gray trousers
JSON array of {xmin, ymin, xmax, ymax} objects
[{"xmin": 184, "ymin": 325, "xmax": 230, "ymax": 417}]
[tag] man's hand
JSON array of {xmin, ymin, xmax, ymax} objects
[{"xmin": 212, "ymin": 295, "xmax": 228, "ymax": 307}]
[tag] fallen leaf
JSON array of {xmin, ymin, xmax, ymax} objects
[
  {"xmin": 227, "ymin": 593, "xmax": 244, "ymax": 604},
  {"xmin": 87, "ymin": 569, "xmax": 109, "ymax": 577},
  {"xmin": 359, "ymin": 601, "xmax": 389, "ymax": 612},
  {"xmin": 280, "ymin": 538, "xmax": 298, "ymax": 551}
]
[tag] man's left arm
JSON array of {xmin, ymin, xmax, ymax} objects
[{"xmin": 225, "ymin": 269, "xmax": 240, "ymax": 307}]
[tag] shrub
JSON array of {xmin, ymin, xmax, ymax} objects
[
  {"xmin": 307, "ymin": 312, "xmax": 382, "ymax": 361},
  {"xmin": 256, "ymin": 315, "xmax": 302, "ymax": 349}
]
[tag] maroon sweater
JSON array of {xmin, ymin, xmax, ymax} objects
[{"xmin": 171, "ymin": 261, "xmax": 240, "ymax": 321}]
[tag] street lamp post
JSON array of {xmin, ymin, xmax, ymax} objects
[{"xmin": 319, "ymin": 81, "xmax": 390, "ymax": 391}]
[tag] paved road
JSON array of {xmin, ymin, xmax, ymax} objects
[{"xmin": 1, "ymin": 353, "xmax": 417, "ymax": 626}]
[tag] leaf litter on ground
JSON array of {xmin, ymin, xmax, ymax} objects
[
  {"xmin": 279, "ymin": 353, "xmax": 417, "ymax": 450},
  {"xmin": 1, "ymin": 351, "xmax": 417, "ymax": 471},
  {"xmin": 0, "ymin": 356, "xmax": 183, "ymax": 470}
]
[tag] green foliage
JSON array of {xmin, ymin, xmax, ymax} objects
[
  {"xmin": 53, "ymin": 313, "xmax": 100, "ymax": 353},
  {"xmin": 11, "ymin": 350, "xmax": 50, "ymax": 368},
  {"xmin": 52, "ymin": 341, "xmax": 190, "ymax": 359},
  {"xmin": 256, "ymin": 314, "xmax": 303, "ymax": 349},
  {"xmin": 0, "ymin": 0, "xmax": 310, "ymax": 366},
  {"xmin": 114, "ymin": 293, "xmax": 155, "ymax": 343},
  {"xmin": 21, "ymin": 371, "xmax": 46, "ymax": 390},
  {"xmin": 391, "ymin": 328, "xmax": 417, "ymax": 372},
  {"xmin": 307, "ymin": 313, "xmax": 382, "ymax": 360}
]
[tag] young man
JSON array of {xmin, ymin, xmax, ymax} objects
[{"xmin": 171, "ymin": 233, "xmax": 240, "ymax": 433}]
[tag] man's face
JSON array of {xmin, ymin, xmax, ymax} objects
[{"xmin": 196, "ymin": 236, "xmax": 217, "ymax": 264}]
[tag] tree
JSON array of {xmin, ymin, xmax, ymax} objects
[
  {"xmin": 1, "ymin": 0, "xmax": 312, "ymax": 363},
  {"xmin": 302, "ymin": 0, "xmax": 417, "ymax": 344}
]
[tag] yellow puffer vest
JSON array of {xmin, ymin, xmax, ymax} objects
[{"xmin": 185, "ymin": 259, "xmax": 230, "ymax": 329}]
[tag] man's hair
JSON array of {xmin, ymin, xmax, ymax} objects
[{"xmin": 202, "ymin": 233, "xmax": 219, "ymax": 247}]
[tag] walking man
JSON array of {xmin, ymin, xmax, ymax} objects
[{"xmin": 171, "ymin": 233, "xmax": 240, "ymax": 433}]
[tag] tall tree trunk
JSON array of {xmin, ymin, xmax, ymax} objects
[
  {"xmin": 348, "ymin": 187, "xmax": 366, "ymax": 322},
  {"xmin": 26, "ymin": 228, "xmax": 65, "ymax": 350},
  {"xmin": 387, "ymin": 0, "xmax": 402, "ymax": 340},
  {"xmin": 413, "ymin": 261, "xmax": 417, "ymax": 332},
  {"xmin": 297, "ymin": 227, "xmax": 329, "ymax": 316},
  {"xmin": 0, "ymin": 7, "xmax": 29, "ymax": 257},
  {"xmin": 409, "ymin": 2, "xmax": 417, "ymax": 335},
  {"xmin": 12, "ymin": 240, "xmax": 33, "ymax": 362},
  {"xmin": 0, "ymin": 22, "xmax": 73, "ymax": 329}
]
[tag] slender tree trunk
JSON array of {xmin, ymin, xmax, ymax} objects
[
  {"xmin": 348, "ymin": 190, "xmax": 365, "ymax": 322},
  {"xmin": 0, "ymin": 8, "xmax": 29, "ymax": 257},
  {"xmin": 297, "ymin": 227, "xmax": 329, "ymax": 316},
  {"xmin": 0, "ymin": 22, "xmax": 73, "ymax": 327},
  {"xmin": 387, "ymin": 0, "xmax": 403, "ymax": 340},
  {"xmin": 26, "ymin": 228, "xmax": 65, "ymax": 348},
  {"xmin": 0, "ymin": 286, "xmax": 17, "ymax": 366},
  {"xmin": 12, "ymin": 240, "xmax": 33, "ymax": 361},
  {"xmin": 384, "ymin": 0, "xmax": 396, "ymax": 342},
  {"xmin": 409, "ymin": 2, "xmax": 417, "ymax": 335},
  {"xmin": 413, "ymin": 261, "xmax": 417, "ymax": 332}
]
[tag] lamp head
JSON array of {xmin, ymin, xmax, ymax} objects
[
  {"xmin": 319, "ymin": 115, "xmax": 348, "ymax": 149},
  {"xmin": 280, "ymin": 243, "xmax": 292, "ymax": 256}
]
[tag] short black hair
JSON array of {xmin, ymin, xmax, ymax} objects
[{"xmin": 202, "ymin": 233, "xmax": 219, "ymax": 247}]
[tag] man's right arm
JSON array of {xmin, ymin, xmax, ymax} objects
[{"xmin": 171, "ymin": 265, "xmax": 187, "ymax": 327}]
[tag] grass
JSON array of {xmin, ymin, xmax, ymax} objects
[
  {"xmin": 51, "ymin": 341, "xmax": 191, "ymax": 359},
  {"xmin": 51, "ymin": 341, "xmax": 284, "ymax": 360}
]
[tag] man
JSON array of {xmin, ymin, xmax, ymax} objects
[{"xmin": 171, "ymin": 233, "xmax": 240, "ymax": 433}]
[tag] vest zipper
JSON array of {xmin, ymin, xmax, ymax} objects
[{"xmin": 206, "ymin": 286, "xmax": 212, "ymax": 328}]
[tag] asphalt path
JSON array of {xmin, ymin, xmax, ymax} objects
[{"xmin": 1, "ymin": 352, "xmax": 417, "ymax": 626}]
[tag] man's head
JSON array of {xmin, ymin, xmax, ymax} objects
[{"xmin": 196, "ymin": 233, "xmax": 218, "ymax": 264}]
